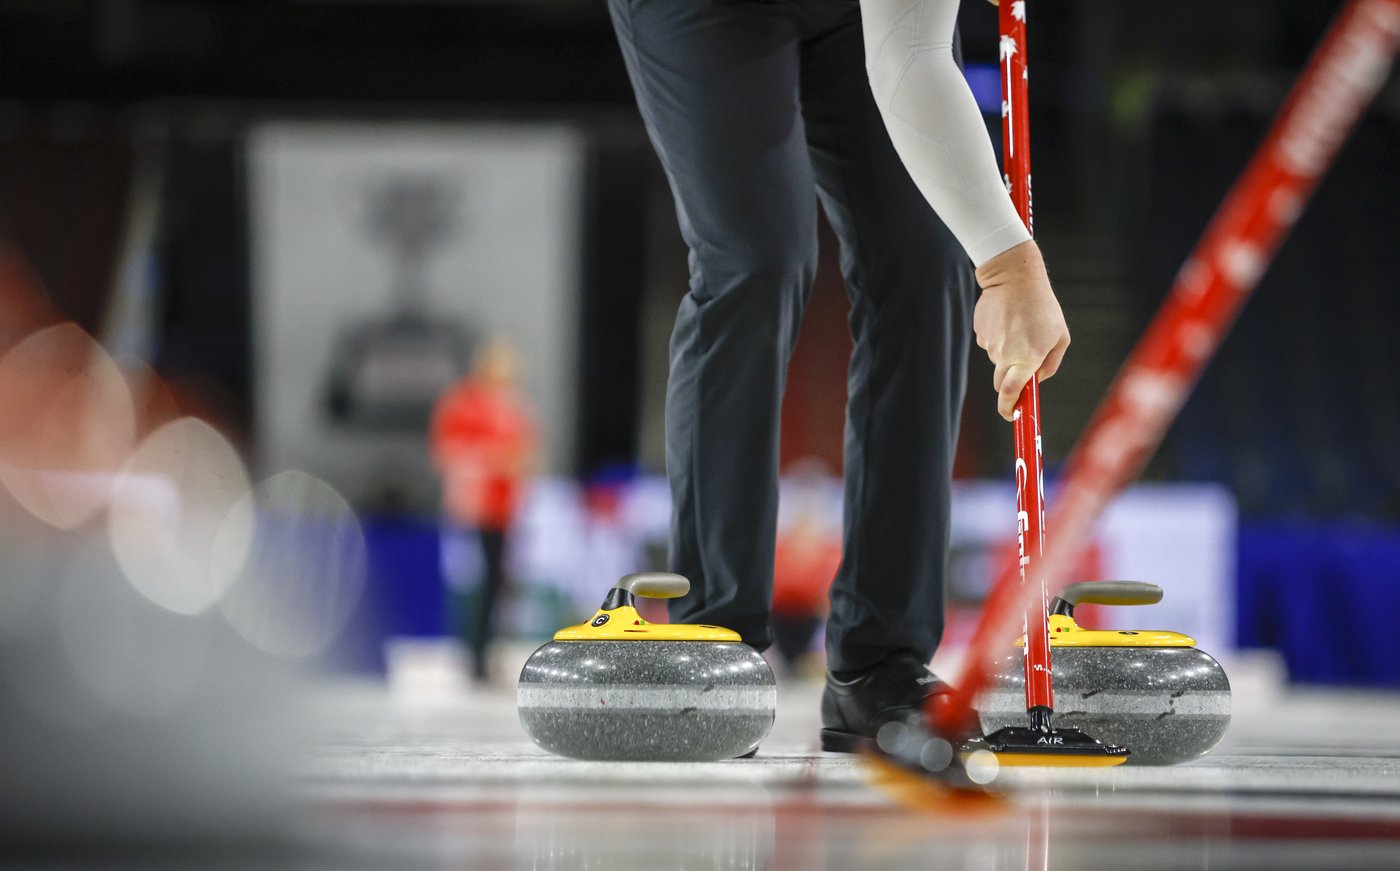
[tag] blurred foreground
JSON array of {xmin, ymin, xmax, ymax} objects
[{"xmin": 0, "ymin": 321, "xmax": 365, "ymax": 854}]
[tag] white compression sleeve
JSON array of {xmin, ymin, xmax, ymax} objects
[{"xmin": 860, "ymin": 0, "xmax": 1031, "ymax": 267}]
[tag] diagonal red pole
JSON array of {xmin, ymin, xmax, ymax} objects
[{"xmin": 932, "ymin": 0, "xmax": 1400, "ymax": 738}]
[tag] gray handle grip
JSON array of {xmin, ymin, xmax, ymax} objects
[
  {"xmin": 1058, "ymin": 581, "xmax": 1163, "ymax": 608},
  {"xmin": 616, "ymin": 572, "xmax": 691, "ymax": 600}
]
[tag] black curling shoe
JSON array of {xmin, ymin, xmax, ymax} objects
[{"xmin": 820, "ymin": 652, "xmax": 952, "ymax": 753}]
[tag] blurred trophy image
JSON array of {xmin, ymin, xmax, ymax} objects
[{"xmin": 324, "ymin": 174, "xmax": 475, "ymax": 431}]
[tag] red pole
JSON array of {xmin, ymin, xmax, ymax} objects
[
  {"xmin": 1000, "ymin": 0, "xmax": 1032, "ymax": 227},
  {"xmin": 998, "ymin": 0, "xmax": 1055, "ymax": 722},
  {"xmin": 933, "ymin": 0, "xmax": 1400, "ymax": 738}
]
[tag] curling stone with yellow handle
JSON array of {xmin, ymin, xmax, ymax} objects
[
  {"xmin": 977, "ymin": 581, "xmax": 1232, "ymax": 765},
  {"xmin": 517, "ymin": 572, "xmax": 776, "ymax": 761}
]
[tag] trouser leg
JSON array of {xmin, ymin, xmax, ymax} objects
[
  {"xmin": 470, "ymin": 527, "xmax": 506, "ymax": 677},
  {"xmin": 608, "ymin": 0, "xmax": 819, "ymax": 648},
  {"xmin": 798, "ymin": 3, "xmax": 976, "ymax": 674}
]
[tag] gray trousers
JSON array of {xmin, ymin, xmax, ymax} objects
[{"xmin": 608, "ymin": 0, "xmax": 975, "ymax": 673}]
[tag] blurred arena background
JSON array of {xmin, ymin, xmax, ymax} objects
[{"xmin": 1, "ymin": 0, "xmax": 1398, "ymax": 862}]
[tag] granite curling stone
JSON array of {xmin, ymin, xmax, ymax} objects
[
  {"xmin": 976, "ymin": 581, "xmax": 1231, "ymax": 765},
  {"xmin": 517, "ymin": 572, "xmax": 777, "ymax": 761}
]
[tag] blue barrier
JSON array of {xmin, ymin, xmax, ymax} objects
[
  {"xmin": 1236, "ymin": 522, "xmax": 1400, "ymax": 686},
  {"xmin": 325, "ymin": 516, "xmax": 443, "ymax": 673}
]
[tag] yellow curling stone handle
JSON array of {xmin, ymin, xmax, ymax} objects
[
  {"xmin": 1024, "ymin": 580, "xmax": 1198, "ymax": 648},
  {"xmin": 553, "ymin": 573, "xmax": 743, "ymax": 642}
]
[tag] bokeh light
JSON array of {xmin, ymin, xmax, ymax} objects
[
  {"xmin": 0, "ymin": 324, "xmax": 137, "ymax": 529},
  {"xmin": 218, "ymin": 470, "xmax": 367, "ymax": 658},
  {"xmin": 107, "ymin": 417, "xmax": 254, "ymax": 615}
]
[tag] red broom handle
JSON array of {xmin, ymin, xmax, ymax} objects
[{"xmin": 999, "ymin": 0, "xmax": 1054, "ymax": 718}]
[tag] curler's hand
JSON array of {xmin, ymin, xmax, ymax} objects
[{"xmin": 973, "ymin": 240, "xmax": 1071, "ymax": 421}]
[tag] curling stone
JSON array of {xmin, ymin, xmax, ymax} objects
[
  {"xmin": 977, "ymin": 581, "xmax": 1231, "ymax": 765},
  {"xmin": 517, "ymin": 572, "xmax": 777, "ymax": 761}
]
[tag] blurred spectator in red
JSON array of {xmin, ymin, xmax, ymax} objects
[
  {"xmin": 430, "ymin": 337, "xmax": 536, "ymax": 683},
  {"xmin": 771, "ymin": 512, "xmax": 841, "ymax": 677}
]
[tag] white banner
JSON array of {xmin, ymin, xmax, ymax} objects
[{"xmin": 248, "ymin": 121, "xmax": 583, "ymax": 509}]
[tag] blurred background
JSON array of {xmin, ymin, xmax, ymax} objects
[{"xmin": 1, "ymin": 0, "xmax": 1397, "ymax": 738}]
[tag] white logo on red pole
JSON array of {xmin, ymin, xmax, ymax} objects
[
  {"xmin": 1178, "ymin": 320, "xmax": 1218, "ymax": 362},
  {"xmin": 1014, "ymin": 457, "xmax": 1030, "ymax": 570},
  {"xmin": 1220, "ymin": 239, "xmax": 1266, "ymax": 289}
]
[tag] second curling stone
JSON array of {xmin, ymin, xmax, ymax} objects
[
  {"xmin": 518, "ymin": 573, "xmax": 776, "ymax": 761},
  {"xmin": 977, "ymin": 581, "xmax": 1231, "ymax": 765}
]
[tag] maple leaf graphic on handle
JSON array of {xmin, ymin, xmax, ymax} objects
[
  {"xmin": 1011, "ymin": 1, "xmax": 1026, "ymax": 22},
  {"xmin": 1000, "ymin": 35, "xmax": 1017, "ymax": 156}
]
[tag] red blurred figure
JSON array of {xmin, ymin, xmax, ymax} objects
[
  {"xmin": 771, "ymin": 514, "xmax": 842, "ymax": 676},
  {"xmin": 430, "ymin": 338, "xmax": 536, "ymax": 682}
]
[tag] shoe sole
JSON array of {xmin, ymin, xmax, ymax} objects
[{"xmin": 820, "ymin": 728, "xmax": 876, "ymax": 754}]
